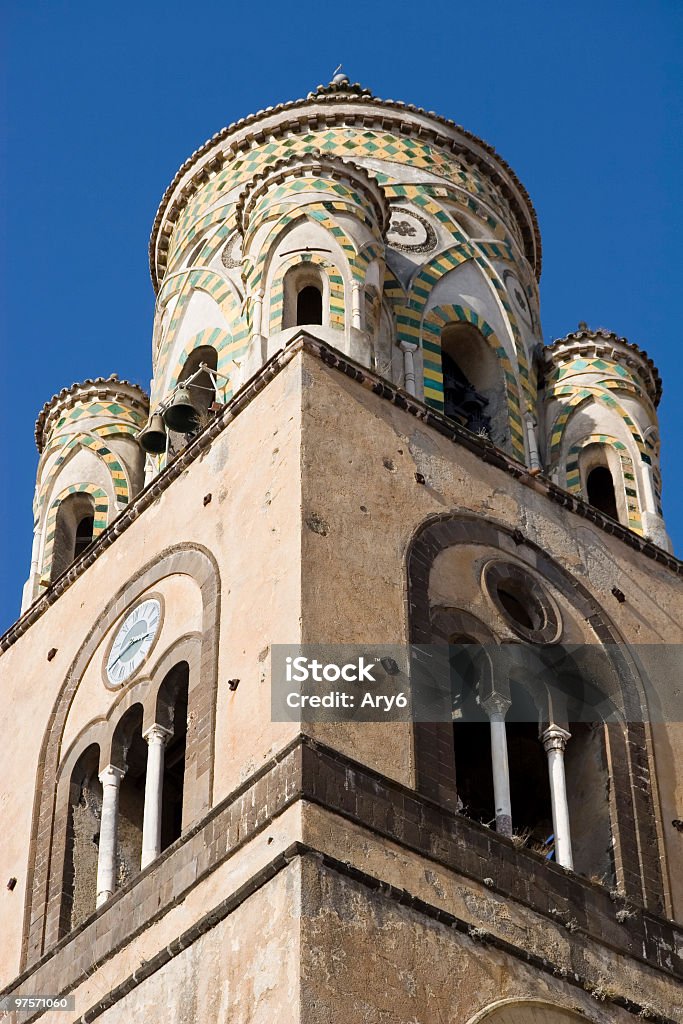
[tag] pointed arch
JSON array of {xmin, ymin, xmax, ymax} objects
[
  {"xmin": 40, "ymin": 484, "xmax": 108, "ymax": 584},
  {"xmin": 38, "ymin": 435, "xmax": 129, "ymax": 510},
  {"xmin": 166, "ymin": 327, "xmax": 234, "ymax": 402},
  {"xmin": 565, "ymin": 433, "xmax": 642, "ymax": 534},
  {"xmin": 155, "ymin": 270, "xmax": 244, "ymax": 390},
  {"xmin": 548, "ymin": 386, "xmax": 650, "ymax": 465},
  {"xmin": 244, "ymin": 201, "xmax": 362, "ymax": 294},
  {"xmin": 423, "ymin": 303, "xmax": 525, "ymax": 460}
]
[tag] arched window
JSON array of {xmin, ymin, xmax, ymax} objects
[
  {"xmin": 296, "ymin": 285, "xmax": 323, "ymax": 326},
  {"xmin": 450, "ymin": 636, "xmax": 495, "ymax": 826},
  {"xmin": 111, "ymin": 705, "xmax": 146, "ymax": 890},
  {"xmin": 50, "ymin": 492, "xmax": 96, "ymax": 582},
  {"xmin": 180, "ymin": 345, "xmax": 219, "ymax": 418},
  {"xmin": 440, "ymin": 324, "xmax": 504, "ymax": 438},
  {"xmin": 155, "ymin": 662, "xmax": 189, "ymax": 853},
  {"xmin": 578, "ymin": 443, "xmax": 625, "ymax": 523},
  {"xmin": 283, "ymin": 266, "xmax": 327, "ymax": 329},
  {"xmin": 61, "ymin": 744, "xmax": 101, "ymax": 935},
  {"xmin": 586, "ymin": 465, "xmax": 619, "ymax": 520}
]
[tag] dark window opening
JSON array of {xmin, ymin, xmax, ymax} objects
[
  {"xmin": 60, "ymin": 744, "xmax": 101, "ymax": 937},
  {"xmin": 180, "ymin": 345, "xmax": 219, "ymax": 419},
  {"xmin": 453, "ymin": 721, "xmax": 495, "ymax": 825},
  {"xmin": 157, "ymin": 662, "xmax": 189, "ymax": 852},
  {"xmin": 296, "ymin": 285, "xmax": 323, "ymax": 326},
  {"xmin": 506, "ymin": 721, "xmax": 554, "ymax": 852},
  {"xmin": 50, "ymin": 493, "xmax": 97, "ymax": 582},
  {"xmin": 586, "ymin": 466, "xmax": 619, "ymax": 520},
  {"xmin": 450, "ymin": 639, "xmax": 495, "ymax": 825},
  {"xmin": 161, "ymin": 681, "xmax": 188, "ymax": 851},
  {"xmin": 74, "ymin": 515, "xmax": 94, "ymax": 558},
  {"xmin": 442, "ymin": 350, "xmax": 490, "ymax": 434},
  {"xmin": 496, "ymin": 582, "xmax": 545, "ymax": 632},
  {"xmin": 114, "ymin": 707, "xmax": 146, "ymax": 891}
]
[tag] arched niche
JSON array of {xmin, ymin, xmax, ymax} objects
[
  {"xmin": 440, "ymin": 322, "xmax": 503, "ymax": 438},
  {"xmin": 21, "ymin": 544, "xmax": 220, "ymax": 969},
  {"xmin": 406, "ymin": 513, "xmax": 666, "ymax": 911}
]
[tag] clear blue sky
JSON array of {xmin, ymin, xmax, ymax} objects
[{"xmin": 1, "ymin": 1, "xmax": 681, "ymax": 632}]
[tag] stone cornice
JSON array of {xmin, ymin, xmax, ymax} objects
[
  {"xmin": 3, "ymin": 335, "xmax": 680, "ymax": 655},
  {"xmin": 149, "ymin": 89, "xmax": 541, "ymax": 289}
]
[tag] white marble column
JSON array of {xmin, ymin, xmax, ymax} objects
[
  {"xmin": 96, "ymin": 764, "xmax": 125, "ymax": 907},
  {"xmin": 481, "ymin": 694, "xmax": 512, "ymax": 836},
  {"xmin": 251, "ymin": 291, "xmax": 264, "ymax": 340},
  {"xmin": 141, "ymin": 724, "xmax": 173, "ymax": 869},
  {"xmin": 541, "ymin": 724, "xmax": 573, "ymax": 869},
  {"xmin": 351, "ymin": 283, "xmax": 362, "ymax": 330},
  {"xmin": 524, "ymin": 412, "xmax": 542, "ymax": 472},
  {"xmin": 399, "ymin": 341, "xmax": 418, "ymax": 397}
]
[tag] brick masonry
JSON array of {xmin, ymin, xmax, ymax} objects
[{"xmin": 3, "ymin": 736, "xmax": 680, "ymax": 1023}]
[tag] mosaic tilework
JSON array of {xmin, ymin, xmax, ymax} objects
[
  {"xmin": 245, "ymin": 200, "xmax": 376, "ymax": 293},
  {"xmin": 154, "ymin": 269, "xmax": 244, "ymax": 403},
  {"xmin": 48, "ymin": 401, "xmax": 146, "ymax": 441},
  {"xmin": 269, "ymin": 253, "xmax": 345, "ymax": 332},
  {"xmin": 548, "ymin": 386, "xmax": 650, "ymax": 465},
  {"xmin": 92, "ymin": 424, "xmax": 141, "ymax": 440},
  {"xmin": 565, "ymin": 434, "xmax": 642, "ymax": 534},
  {"xmin": 40, "ymin": 484, "xmax": 109, "ymax": 585},
  {"xmin": 38, "ymin": 434, "xmax": 129, "ymax": 512},
  {"xmin": 422, "ymin": 303, "xmax": 526, "ymax": 461},
  {"xmin": 546, "ymin": 356, "xmax": 653, "ymax": 409},
  {"xmin": 165, "ymin": 129, "xmax": 511, "ymax": 271},
  {"xmin": 168, "ymin": 327, "xmax": 234, "ymax": 401}
]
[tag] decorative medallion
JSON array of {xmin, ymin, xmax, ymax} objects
[
  {"xmin": 221, "ymin": 236, "xmax": 243, "ymax": 269},
  {"xmin": 503, "ymin": 271, "xmax": 533, "ymax": 330},
  {"xmin": 386, "ymin": 208, "xmax": 437, "ymax": 254}
]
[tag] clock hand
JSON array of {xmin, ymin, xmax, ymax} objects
[{"xmin": 109, "ymin": 633, "xmax": 152, "ymax": 668}]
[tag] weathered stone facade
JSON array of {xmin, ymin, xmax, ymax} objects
[{"xmin": 0, "ymin": 75, "xmax": 681, "ymax": 1023}]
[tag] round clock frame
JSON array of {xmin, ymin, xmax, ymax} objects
[{"xmin": 103, "ymin": 593, "xmax": 164, "ymax": 689}]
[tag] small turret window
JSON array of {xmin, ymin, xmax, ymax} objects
[
  {"xmin": 296, "ymin": 284, "xmax": 323, "ymax": 326},
  {"xmin": 586, "ymin": 465, "xmax": 619, "ymax": 520},
  {"xmin": 282, "ymin": 265, "xmax": 328, "ymax": 330},
  {"xmin": 50, "ymin": 492, "xmax": 97, "ymax": 581}
]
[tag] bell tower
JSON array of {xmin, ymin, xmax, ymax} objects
[{"xmin": 0, "ymin": 75, "xmax": 681, "ymax": 1024}]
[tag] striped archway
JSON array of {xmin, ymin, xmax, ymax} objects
[
  {"xmin": 565, "ymin": 433, "xmax": 642, "ymax": 534},
  {"xmin": 269, "ymin": 252, "xmax": 345, "ymax": 332},
  {"xmin": 422, "ymin": 303, "xmax": 526, "ymax": 461},
  {"xmin": 40, "ymin": 484, "xmax": 109, "ymax": 584}
]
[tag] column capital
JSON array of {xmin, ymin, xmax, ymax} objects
[
  {"xmin": 399, "ymin": 340, "xmax": 418, "ymax": 353},
  {"xmin": 480, "ymin": 693, "xmax": 511, "ymax": 719},
  {"xmin": 98, "ymin": 764, "xmax": 126, "ymax": 786},
  {"xmin": 143, "ymin": 723, "xmax": 173, "ymax": 745},
  {"xmin": 541, "ymin": 723, "xmax": 571, "ymax": 753}
]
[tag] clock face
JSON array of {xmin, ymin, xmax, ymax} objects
[{"xmin": 106, "ymin": 599, "xmax": 161, "ymax": 686}]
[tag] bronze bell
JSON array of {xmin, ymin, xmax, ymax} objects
[
  {"xmin": 138, "ymin": 413, "xmax": 167, "ymax": 454},
  {"xmin": 163, "ymin": 387, "xmax": 198, "ymax": 432}
]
